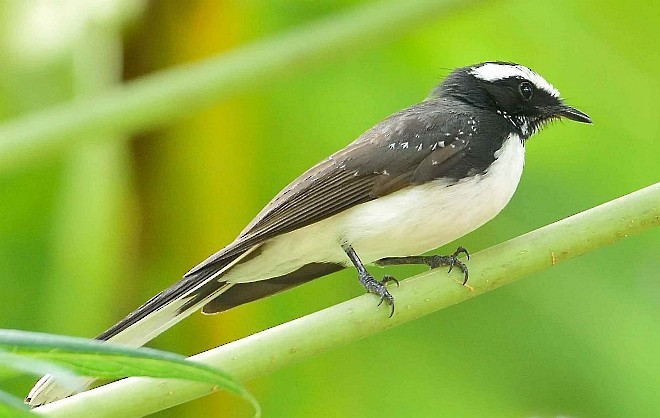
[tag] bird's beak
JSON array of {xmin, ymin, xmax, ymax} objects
[{"xmin": 553, "ymin": 104, "xmax": 592, "ymax": 124}]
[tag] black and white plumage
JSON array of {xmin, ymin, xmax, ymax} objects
[{"xmin": 27, "ymin": 62, "xmax": 591, "ymax": 405}]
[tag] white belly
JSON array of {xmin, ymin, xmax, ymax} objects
[{"xmin": 224, "ymin": 134, "xmax": 525, "ymax": 283}]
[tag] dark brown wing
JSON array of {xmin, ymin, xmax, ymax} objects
[
  {"xmin": 95, "ymin": 99, "xmax": 479, "ymax": 343},
  {"xmin": 185, "ymin": 98, "xmax": 474, "ymax": 277}
]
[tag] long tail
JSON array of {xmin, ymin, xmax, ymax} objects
[{"xmin": 26, "ymin": 246, "xmax": 258, "ymax": 406}]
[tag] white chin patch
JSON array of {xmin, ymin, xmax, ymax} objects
[{"xmin": 470, "ymin": 63, "xmax": 560, "ymax": 98}]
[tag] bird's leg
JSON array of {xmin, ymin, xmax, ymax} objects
[
  {"xmin": 376, "ymin": 246, "xmax": 470, "ymax": 285},
  {"xmin": 342, "ymin": 243, "xmax": 398, "ymax": 317}
]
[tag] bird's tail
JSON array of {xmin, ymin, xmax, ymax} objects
[{"xmin": 26, "ymin": 246, "xmax": 257, "ymax": 406}]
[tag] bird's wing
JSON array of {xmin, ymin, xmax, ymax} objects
[
  {"xmin": 186, "ymin": 99, "xmax": 474, "ymax": 277},
  {"xmin": 96, "ymin": 100, "xmax": 474, "ymax": 342}
]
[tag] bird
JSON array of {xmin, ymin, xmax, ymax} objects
[{"xmin": 27, "ymin": 61, "xmax": 591, "ymax": 405}]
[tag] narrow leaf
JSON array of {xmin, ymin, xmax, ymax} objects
[
  {"xmin": 0, "ymin": 351, "xmax": 80, "ymax": 390},
  {"xmin": 0, "ymin": 330, "xmax": 259, "ymax": 416}
]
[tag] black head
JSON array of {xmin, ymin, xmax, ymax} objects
[{"xmin": 431, "ymin": 62, "xmax": 592, "ymax": 139}]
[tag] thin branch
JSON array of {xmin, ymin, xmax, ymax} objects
[
  {"xmin": 0, "ymin": 0, "xmax": 475, "ymax": 172},
  {"xmin": 33, "ymin": 183, "xmax": 660, "ymax": 417}
]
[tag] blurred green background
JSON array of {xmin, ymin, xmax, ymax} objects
[{"xmin": 1, "ymin": 0, "xmax": 658, "ymax": 417}]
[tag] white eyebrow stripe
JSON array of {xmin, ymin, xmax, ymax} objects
[{"xmin": 470, "ymin": 63, "xmax": 560, "ymax": 98}]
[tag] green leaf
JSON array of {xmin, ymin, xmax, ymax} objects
[
  {"xmin": 0, "ymin": 390, "xmax": 36, "ymax": 417},
  {"xmin": 0, "ymin": 330, "xmax": 260, "ymax": 416},
  {"xmin": 0, "ymin": 351, "xmax": 85, "ymax": 412},
  {"xmin": 0, "ymin": 351, "xmax": 80, "ymax": 388}
]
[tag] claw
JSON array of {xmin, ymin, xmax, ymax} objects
[
  {"xmin": 449, "ymin": 256, "xmax": 469, "ymax": 286},
  {"xmin": 376, "ymin": 288, "xmax": 395, "ymax": 317},
  {"xmin": 382, "ymin": 275, "xmax": 400, "ymax": 287},
  {"xmin": 379, "ymin": 292, "xmax": 394, "ymax": 317},
  {"xmin": 454, "ymin": 246, "xmax": 470, "ymax": 260},
  {"xmin": 460, "ymin": 267, "xmax": 469, "ymax": 286}
]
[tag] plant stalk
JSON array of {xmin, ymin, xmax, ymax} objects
[{"xmin": 33, "ymin": 183, "xmax": 659, "ymax": 417}]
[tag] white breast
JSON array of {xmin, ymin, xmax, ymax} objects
[
  {"xmin": 342, "ymin": 133, "xmax": 526, "ymax": 261},
  {"xmin": 225, "ymin": 134, "xmax": 525, "ymax": 283}
]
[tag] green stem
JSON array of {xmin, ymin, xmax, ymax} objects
[
  {"xmin": 33, "ymin": 183, "xmax": 660, "ymax": 417},
  {"xmin": 0, "ymin": 0, "xmax": 473, "ymax": 172}
]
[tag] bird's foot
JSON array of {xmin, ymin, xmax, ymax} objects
[
  {"xmin": 424, "ymin": 246, "xmax": 470, "ymax": 285},
  {"xmin": 359, "ymin": 272, "xmax": 398, "ymax": 317}
]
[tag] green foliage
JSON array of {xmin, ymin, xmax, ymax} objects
[{"xmin": 0, "ymin": 330, "xmax": 259, "ymax": 416}]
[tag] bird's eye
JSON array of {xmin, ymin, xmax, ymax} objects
[{"xmin": 519, "ymin": 81, "xmax": 534, "ymax": 101}]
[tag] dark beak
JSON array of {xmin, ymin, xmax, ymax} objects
[{"xmin": 554, "ymin": 104, "xmax": 592, "ymax": 124}]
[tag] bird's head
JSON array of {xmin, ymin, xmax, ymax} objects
[{"xmin": 432, "ymin": 62, "xmax": 592, "ymax": 138}]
